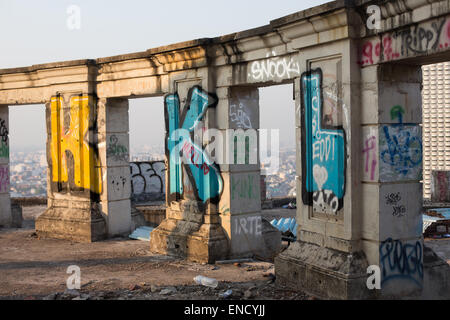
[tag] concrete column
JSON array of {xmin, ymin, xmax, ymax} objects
[
  {"xmin": 360, "ymin": 64, "xmax": 425, "ymax": 297},
  {"xmin": 36, "ymin": 94, "xmax": 106, "ymax": 242},
  {"xmin": 97, "ymin": 97, "xmax": 137, "ymax": 237},
  {"xmin": 0, "ymin": 105, "xmax": 11, "ymax": 227},
  {"xmin": 275, "ymin": 50, "xmax": 371, "ymax": 299},
  {"xmin": 150, "ymin": 81, "xmax": 230, "ymax": 263},
  {"xmin": 275, "ymin": 50, "xmax": 449, "ymax": 300},
  {"xmin": 218, "ymin": 86, "xmax": 280, "ymax": 259}
]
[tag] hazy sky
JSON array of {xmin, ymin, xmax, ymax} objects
[{"xmin": 1, "ymin": 0, "xmax": 329, "ymax": 152}]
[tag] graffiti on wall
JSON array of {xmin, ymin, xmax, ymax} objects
[
  {"xmin": 165, "ymin": 86, "xmax": 223, "ymax": 204},
  {"xmin": 0, "ymin": 165, "xmax": 9, "ymax": 193},
  {"xmin": 230, "ymin": 102, "xmax": 252, "ymax": 129},
  {"xmin": 231, "ymin": 174, "xmax": 259, "ymax": 201},
  {"xmin": 379, "ymin": 124, "xmax": 422, "ymax": 181},
  {"xmin": 50, "ymin": 95, "xmax": 102, "ymax": 197},
  {"xmin": 301, "ymin": 69, "xmax": 346, "ymax": 215},
  {"xmin": 431, "ymin": 171, "xmax": 450, "ymax": 202},
  {"xmin": 380, "ymin": 238, "xmax": 423, "ymax": 287},
  {"xmin": 385, "ymin": 192, "xmax": 406, "ymax": 218},
  {"xmin": 248, "ymin": 51, "xmax": 300, "ymax": 82},
  {"xmin": 130, "ymin": 161, "xmax": 165, "ymax": 202},
  {"xmin": 363, "ymin": 135, "xmax": 378, "ymax": 181},
  {"xmin": 107, "ymin": 135, "xmax": 129, "ymax": 162},
  {"xmin": 0, "ymin": 118, "xmax": 8, "ymax": 159},
  {"xmin": 359, "ymin": 17, "xmax": 450, "ymax": 66},
  {"xmin": 233, "ymin": 216, "xmax": 262, "ymax": 236}
]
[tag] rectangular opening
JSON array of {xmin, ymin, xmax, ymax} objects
[
  {"xmin": 128, "ymin": 97, "xmax": 166, "ymax": 227},
  {"xmin": 8, "ymin": 104, "xmax": 47, "ymax": 228},
  {"xmin": 258, "ymin": 83, "xmax": 297, "ymax": 245}
]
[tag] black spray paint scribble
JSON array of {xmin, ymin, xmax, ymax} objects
[
  {"xmin": 130, "ymin": 162, "xmax": 165, "ymax": 202},
  {"xmin": 385, "ymin": 192, "xmax": 406, "ymax": 217},
  {"xmin": 0, "ymin": 118, "xmax": 8, "ymax": 145}
]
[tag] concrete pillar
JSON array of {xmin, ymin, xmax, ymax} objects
[
  {"xmin": 218, "ymin": 86, "xmax": 280, "ymax": 259},
  {"xmin": 0, "ymin": 105, "xmax": 11, "ymax": 227},
  {"xmin": 150, "ymin": 82, "xmax": 230, "ymax": 263},
  {"xmin": 97, "ymin": 98, "xmax": 137, "ymax": 237},
  {"xmin": 275, "ymin": 52, "xmax": 371, "ymax": 299},
  {"xmin": 275, "ymin": 58, "xmax": 449, "ymax": 299},
  {"xmin": 36, "ymin": 94, "xmax": 106, "ymax": 242},
  {"xmin": 360, "ymin": 64, "xmax": 425, "ymax": 297}
]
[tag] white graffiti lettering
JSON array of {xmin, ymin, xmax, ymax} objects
[{"xmin": 248, "ymin": 52, "xmax": 300, "ymax": 81}]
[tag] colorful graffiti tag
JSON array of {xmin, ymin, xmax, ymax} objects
[
  {"xmin": 50, "ymin": 95, "xmax": 102, "ymax": 196},
  {"xmin": 165, "ymin": 86, "xmax": 223, "ymax": 204},
  {"xmin": 107, "ymin": 135, "xmax": 129, "ymax": 162},
  {"xmin": 362, "ymin": 135, "xmax": 377, "ymax": 181},
  {"xmin": 432, "ymin": 171, "xmax": 450, "ymax": 202},
  {"xmin": 379, "ymin": 124, "xmax": 422, "ymax": 181},
  {"xmin": 301, "ymin": 69, "xmax": 346, "ymax": 214},
  {"xmin": 0, "ymin": 118, "xmax": 8, "ymax": 159},
  {"xmin": 380, "ymin": 238, "xmax": 423, "ymax": 287}
]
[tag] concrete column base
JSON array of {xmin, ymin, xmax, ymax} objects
[
  {"xmin": 150, "ymin": 217, "xmax": 229, "ymax": 264},
  {"xmin": 275, "ymin": 241, "xmax": 372, "ymax": 300},
  {"xmin": 130, "ymin": 206, "xmax": 147, "ymax": 230},
  {"xmin": 420, "ymin": 246, "xmax": 450, "ymax": 300},
  {"xmin": 35, "ymin": 207, "xmax": 106, "ymax": 243}
]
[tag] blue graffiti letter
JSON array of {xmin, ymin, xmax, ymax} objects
[{"xmin": 301, "ymin": 69, "xmax": 346, "ymax": 214}]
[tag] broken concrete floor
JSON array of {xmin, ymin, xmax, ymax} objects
[
  {"xmin": 2, "ymin": 206, "xmax": 449, "ymax": 300},
  {"xmin": 0, "ymin": 207, "xmax": 310, "ymax": 300}
]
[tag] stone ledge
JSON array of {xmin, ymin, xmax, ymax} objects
[
  {"xmin": 149, "ymin": 218, "xmax": 229, "ymax": 264},
  {"xmin": 35, "ymin": 208, "xmax": 106, "ymax": 243}
]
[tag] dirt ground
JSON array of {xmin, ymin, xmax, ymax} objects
[
  {"xmin": 0, "ymin": 206, "xmax": 448, "ymax": 300},
  {"xmin": 0, "ymin": 206, "xmax": 309, "ymax": 300}
]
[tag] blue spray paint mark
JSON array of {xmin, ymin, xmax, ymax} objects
[
  {"xmin": 301, "ymin": 69, "xmax": 346, "ymax": 213},
  {"xmin": 165, "ymin": 86, "xmax": 223, "ymax": 204},
  {"xmin": 380, "ymin": 125, "xmax": 422, "ymax": 177},
  {"xmin": 380, "ymin": 238, "xmax": 423, "ymax": 288}
]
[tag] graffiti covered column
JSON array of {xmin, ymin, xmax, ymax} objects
[
  {"xmin": 97, "ymin": 98, "xmax": 139, "ymax": 237},
  {"xmin": 150, "ymin": 80, "xmax": 230, "ymax": 263},
  {"xmin": 360, "ymin": 64, "xmax": 426, "ymax": 297},
  {"xmin": 36, "ymin": 94, "xmax": 107, "ymax": 242},
  {"xmin": 0, "ymin": 105, "xmax": 11, "ymax": 227},
  {"xmin": 217, "ymin": 86, "xmax": 281, "ymax": 259}
]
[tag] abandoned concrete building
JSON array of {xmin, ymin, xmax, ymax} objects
[{"xmin": 0, "ymin": 0, "xmax": 450, "ymax": 299}]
